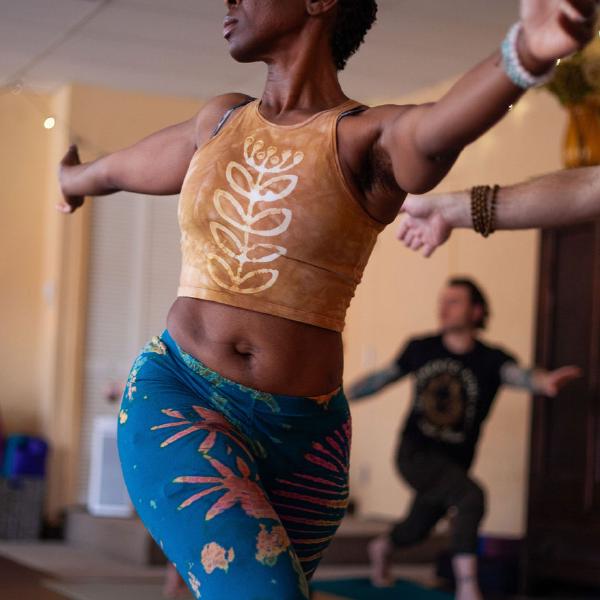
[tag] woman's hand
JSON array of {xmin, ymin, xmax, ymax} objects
[
  {"xmin": 520, "ymin": 0, "xmax": 598, "ymax": 70},
  {"xmin": 57, "ymin": 145, "xmax": 85, "ymax": 214}
]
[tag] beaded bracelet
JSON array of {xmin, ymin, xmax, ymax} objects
[
  {"xmin": 471, "ymin": 185, "xmax": 499, "ymax": 238},
  {"xmin": 501, "ymin": 22, "xmax": 555, "ymax": 89}
]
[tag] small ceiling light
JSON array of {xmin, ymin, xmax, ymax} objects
[{"xmin": 44, "ymin": 117, "xmax": 56, "ymax": 130}]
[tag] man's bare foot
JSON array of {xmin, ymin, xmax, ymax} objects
[
  {"xmin": 455, "ymin": 578, "xmax": 483, "ymax": 600},
  {"xmin": 368, "ymin": 535, "xmax": 394, "ymax": 587},
  {"xmin": 453, "ymin": 554, "xmax": 483, "ymax": 600},
  {"xmin": 163, "ymin": 563, "xmax": 190, "ymax": 599}
]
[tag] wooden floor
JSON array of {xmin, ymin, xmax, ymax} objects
[
  {"xmin": 0, "ymin": 554, "xmax": 343, "ymax": 600},
  {"xmin": 4, "ymin": 551, "xmax": 599, "ymax": 600},
  {"xmin": 0, "ymin": 555, "xmax": 70, "ymax": 600}
]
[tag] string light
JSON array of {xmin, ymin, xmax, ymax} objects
[
  {"xmin": 0, "ymin": 1, "xmax": 113, "ymax": 156},
  {"xmin": 5, "ymin": 83, "xmax": 110, "ymax": 157}
]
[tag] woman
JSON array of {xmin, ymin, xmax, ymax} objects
[
  {"xmin": 57, "ymin": 1, "xmax": 596, "ymax": 598},
  {"xmin": 397, "ymin": 166, "xmax": 600, "ymax": 256}
]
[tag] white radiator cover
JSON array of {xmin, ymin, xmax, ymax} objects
[{"xmin": 87, "ymin": 415, "xmax": 132, "ymax": 518}]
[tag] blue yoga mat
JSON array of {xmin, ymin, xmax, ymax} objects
[{"xmin": 311, "ymin": 578, "xmax": 453, "ymax": 600}]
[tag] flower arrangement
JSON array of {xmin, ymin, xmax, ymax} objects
[
  {"xmin": 545, "ymin": 35, "xmax": 600, "ymax": 105},
  {"xmin": 544, "ymin": 34, "xmax": 600, "ymax": 168}
]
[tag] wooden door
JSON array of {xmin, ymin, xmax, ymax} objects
[{"xmin": 523, "ymin": 220, "xmax": 600, "ymax": 590}]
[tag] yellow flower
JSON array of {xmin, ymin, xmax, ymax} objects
[
  {"xmin": 119, "ymin": 410, "xmax": 128, "ymax": 425},
  {"xmin": 201, "ymin": 542, "xmax": 235, "ymax": 574},
  {"xmin": 255, "ymin": 524, "xmax": 290, "ymax": 567}
]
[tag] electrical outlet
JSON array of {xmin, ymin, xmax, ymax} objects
[{"xmin": 358, "ymin": 464, "xmax": 371, "ymax": 485}]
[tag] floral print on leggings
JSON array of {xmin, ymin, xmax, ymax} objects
[{"xmin": 118, "ymin": 330, "xmax": 350, "ymax": 600}]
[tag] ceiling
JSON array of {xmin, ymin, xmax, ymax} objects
[{"xmin": 1, "ymin": 0, "xmax": 521, "ymax": 102}]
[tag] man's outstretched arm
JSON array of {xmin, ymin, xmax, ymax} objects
[
  {"xmin": 501, "ymin": 362, "xmax": 582, "ymax": 396},
  {"xmin": 347, "ymin": 363, "xmax": 407, "ymax": 401},
  {"xmin": 398, "ymin": 166, "xmax": 600, "ymax": 257}
]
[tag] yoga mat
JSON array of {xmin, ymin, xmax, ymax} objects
[{"xmin": 311, "ymin": 577, "xmax": 453, "ymax": 600}]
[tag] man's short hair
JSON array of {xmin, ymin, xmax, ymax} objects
[
  {"xmin": 331, "ymin": 0, "xmax": 378, "ymax": 70},
  {"xmin": 448, "ymin": 277, "xmax": 490, "ymax": 330}
]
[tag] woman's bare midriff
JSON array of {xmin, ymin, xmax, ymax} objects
[{"xmin": 166, "ymin": 297, "xmax": 344, "ymax": 397}]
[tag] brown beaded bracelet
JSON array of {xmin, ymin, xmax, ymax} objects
[{"xmin": 471, "ymin": 185, "xmax": 499, "ymax": 238}]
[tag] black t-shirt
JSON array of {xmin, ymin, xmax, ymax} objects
[{"xmin": 396, "ymin": 334, "xmax": 516, "ymax": 469}]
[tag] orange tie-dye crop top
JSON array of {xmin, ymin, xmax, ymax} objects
[{"xmin": 177, "ymin": 98, "xmax": 385, "ymax": 333}]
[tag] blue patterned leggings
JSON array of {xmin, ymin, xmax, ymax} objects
[{"xmin": 117, "ymin": 330, "xmax": 351, "ymax": 599}]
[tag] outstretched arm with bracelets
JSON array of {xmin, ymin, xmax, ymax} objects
[{"xmin": 397, "ymin": 166, "xmax": 600, "ymax": 257}]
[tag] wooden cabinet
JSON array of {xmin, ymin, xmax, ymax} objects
[{"xmin": 523, "ymin": 221, "xmax": 600, "ymax": 590}]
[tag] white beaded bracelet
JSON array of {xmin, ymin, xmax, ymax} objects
[{"xmin": 501, "ymin": 22, "xmax": 555, "ymax": 89}]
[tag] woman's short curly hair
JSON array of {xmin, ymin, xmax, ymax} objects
[{"xmin": 331, "ymin": 0, "xmax": 378, "ymax": 71}]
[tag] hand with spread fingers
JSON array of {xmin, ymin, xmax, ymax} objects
[
  {"xmin": 520, "ymin": 0, "xmax": 599, "ymax": 70},
  {"xmin": 397, "ymin": 194, "xmax": 452, "ymax": 258},
  {"xmin": 397, "ymin": 167, "xmax": 600, "ymax": 258}
]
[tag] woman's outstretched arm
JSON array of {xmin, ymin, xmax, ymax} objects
[
  {"xmin": 397, "ymin": 166, "xmax": 600, "ymax": 257},
  {"xmin": 375, "ymin": 0, "xmax": 597, "ymax": 195},
  {"xmin": 57, "ymin": 93, "xmax": 249, "ymax": 213}
]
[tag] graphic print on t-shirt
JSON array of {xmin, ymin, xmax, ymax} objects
[
  {"xmin": 414, "ymin": 358, "xmax": 479, "ymax": 444},
  {"xmin": 207, "ymin": 136, "xmax": 304, "ymax": 295}
]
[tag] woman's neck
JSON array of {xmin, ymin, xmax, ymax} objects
[{"xmin": 259, "ymin": 32, "xmax": 347, "ymax": 117}]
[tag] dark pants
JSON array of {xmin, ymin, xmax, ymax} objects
[{"xmin": 389, "ymin": 438, "xmax": 486, "ymax": 555}]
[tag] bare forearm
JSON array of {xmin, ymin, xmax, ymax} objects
[
  {"xmin": 497, "ymin": 167, "xmax": 600, "ymax": 228},
  {"xmin": 415, "ymin": 51, "xmax": 526, "ymax": 159},
  {"xmin": 60, "ymin": 118, "xmax": 197, "ymax": 199},
  {"xmin": 60, "ymin": 158, "xmax": 117, "ymax": 197},
  {"xmin": 441, "ymin": 167, "xmax": 600, "ymax": 230},
  {"xmin": 347, "ymin": 365, "xmax": 405, "ymax": 400}
]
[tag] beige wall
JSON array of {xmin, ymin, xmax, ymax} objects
[
  {"xmin": 4, "ymin": 83, "xmax": 201, "ymax": 518},
  {"xmin": 346, "ymin": 82, "xmax": 567, "ymax": 537},
  {"xmin": 0, "ymin": 89, "xmax": 52, "ymax": 435}
]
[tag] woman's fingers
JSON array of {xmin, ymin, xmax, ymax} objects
[
  {"xmin": 60, "ymin": 144, "xmax": 81, "ymax": 167},
  {"xmin": 56, "ymin": 202, "xmax": 73, "ymax": 214},
  {"xmin": 562, "ymin": 0, "xmax": 597, "ymax": 22},
  {"xmin": 56, "ymin": 195, "xmax": 84, "ymax": 214},
  {"xmin": 559, "ymin": 11, "xmax": 596, "ymax": 43}
]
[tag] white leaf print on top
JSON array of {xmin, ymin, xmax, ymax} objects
[{"xmin": 206, "ymin": 136, "xmax": 304, "ymax": 294}]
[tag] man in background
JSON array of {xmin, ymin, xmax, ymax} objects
[{"xmin": 349, "ymin": 278, "xmax": 580, "ymax": 600}]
